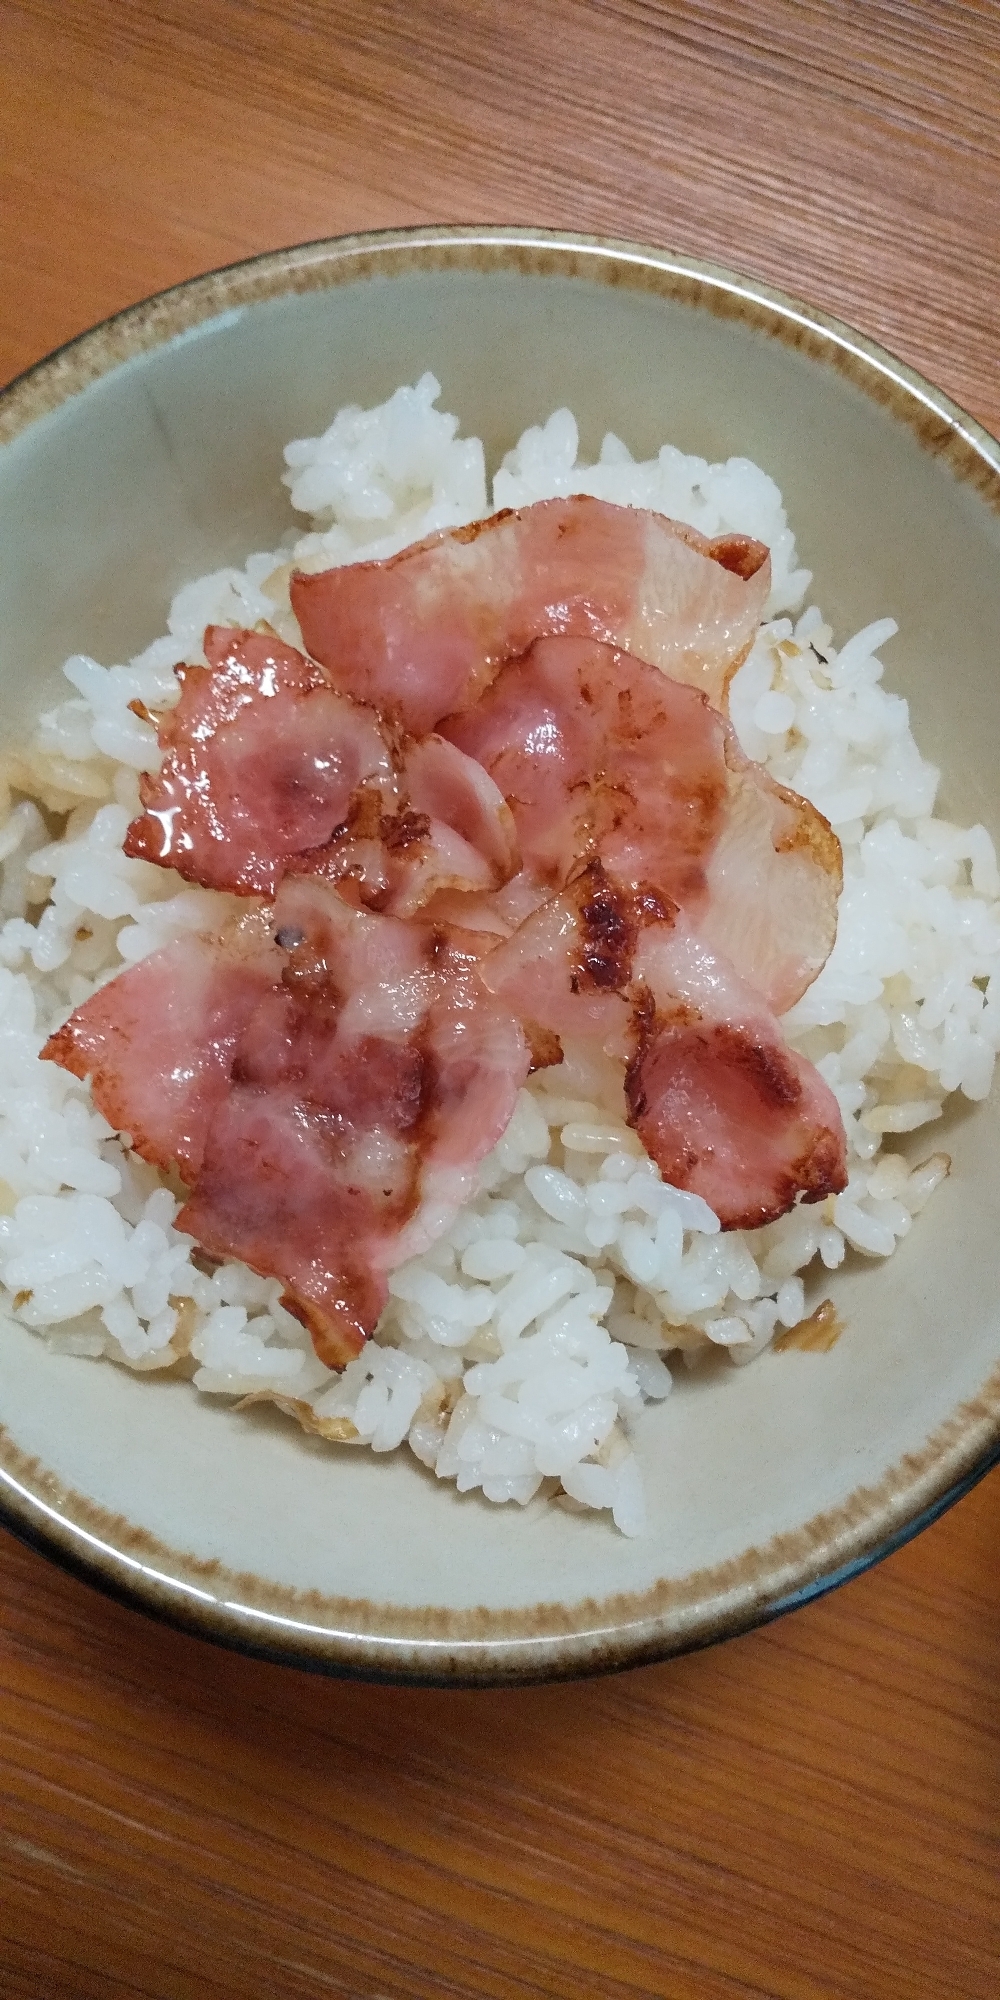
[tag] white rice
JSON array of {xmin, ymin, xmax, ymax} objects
[{"xmin": 0, "ymin": 372, "xmax": 995, "ymax": 1537}]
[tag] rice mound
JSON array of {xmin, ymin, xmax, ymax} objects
[{"xmin": 0, "ymin": 372, "xmax": 994, "ymax": 1537}]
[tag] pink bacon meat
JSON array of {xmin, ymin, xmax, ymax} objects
[
  {"xmin": 39, "ymin": 498, "xmax": 851, "ymax": 1364},
  {"xmin": 296, "ymin": 730, "xmax": 519, "ymax": 919},
  {"xmin": 181, "ymin": 884, "xmax": 529, "ymax": 1365},
  {"xmin": 291, "ymin": 495, "xmax": 770, "ymax": 734},
  {"xmin": 45, "ymin": 889, "xmax": 529, "ymax": 1369},
  {"xmin": 444, "ymin": 633, "xmax": 841, "ymax": 1015},
  {"xmin": 41, "ymin": 908, "xmax": 283, "ymax": 1182},
  {"xmin": 124, "ymin": 626, "xmax": 517, "ymax": 913},
  {"xmin": 478, "ymin": 863, "xmax": 847, "ymax": 1229},
  {"xmin": 125, "ymin": 627, "xmax": 394, "ymax": 897},
  {"xmin": 627, "ymin": 924, "xmax": 847, "ymax": 1231}
]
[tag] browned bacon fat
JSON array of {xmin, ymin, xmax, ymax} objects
[
  {"xmin": 445, "ymin": 634, "xmax": 841, "ymax": 1015},
  {"xmin": 627, "ymin": 924, "xmax": 847, "ymax": 1230},
  {"xmin": 478, "ymin": 864, "xmax": 847, "ymax": 1228},
  {"xmin": 293, "ymin": 731, "xmax": 518, "ymax": 918},
  {"xmin": 291, "ymin": 496, "xmax": 770, "ymax": 734},
  {"xmin": 124, "ymin": 628, "xmax": 518, "ymax": 913}
]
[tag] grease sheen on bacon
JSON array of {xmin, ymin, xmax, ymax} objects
[
  {"xmin": 293, "ymin": 730, "xmax": 519, "ymax": 918},
  {"xmin": 39, "ymin": 485, "xmax": 855, "ymax": 1367},
  {"xmin": 444, "ymin": 634, "xmax": 841, "ymax": 1015},
  {"xmin": 291, "ymin": 495, "xmax": 770, "ymax": 734},
  {"xmin": 125, "ymin": 627, "xmax": 518, "ymax": 913},
  {"xmin": 125, "ymin": 627, "xmax": 394, "ymax": 897}
]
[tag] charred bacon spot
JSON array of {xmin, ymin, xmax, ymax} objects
[
  {"xmin": 386, "ymin": 1027, "xmax": 438, "ymax": 1142},
  {"xmin": 524, "ymin": 1021, "xmax": 564, "ymax": 1074},
  {"xmin": 447, "ymin": 506, "xmax": 514, "ymax": 546},
  {"xmin": 343, "ymin": 787, "xmax": 385, "ymax": 841},
  {"xmin": 681, "ymin": 773, "xmax": 727, "ymax": 841},
  {"xmin": 790, "ymin": 1123, "xmax": 849, "ymax": 1203},
  {"xmin": 381, "ymin": 808, "xmax": 432, "ymax": 854},
  {"xmin": 770, "ymin": 778, "xmax": 843, "ymax": 889},
  {"xmin": 707, "ymin": 532, "xmax": 770, "ymax": 582},
  {"xmin": 580, "ymin": 894, "xmax": 632, "ymax": 987},
  {"xmin": 567, "ymin": 861, "xmax": 637, "ymax": 992}
]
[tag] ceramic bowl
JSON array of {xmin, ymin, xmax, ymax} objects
[{"xmin": 2, "ymin": 228, "xmax": 1000, "ymax": 1684}]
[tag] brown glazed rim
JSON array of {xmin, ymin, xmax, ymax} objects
[{"xmin": 1, "ymin": 226, "xmax": 1000, "ymax": 1686}]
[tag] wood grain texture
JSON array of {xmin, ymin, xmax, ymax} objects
[{"xmin": 1, "ymin": 2, "xmax": 999, "ymax": 1993}]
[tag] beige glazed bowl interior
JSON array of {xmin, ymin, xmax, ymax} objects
[{"xmin": 2, "ymin": 228, "xmax": 1000, "ymax": 1684}]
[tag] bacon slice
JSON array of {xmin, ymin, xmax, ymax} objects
[
  {"xmin": 627, "ymin": 925, "xmax": 847, "ymax": 1230},
  {"xmin": 43, "ymin": 489, "xmax": 843, "ymax": 1345},
  {"xmin": 124, "ymin": 627, "xmax": 518, "ymax": 915},
  {"xmin": 404, "ymin": 734, "xmax": 518, "ymax": 884},
  {"xmin": 124, "ymin": 627, "xmax": 396, "ymax": 897},
  {"xmin": 479, "ymin": 866, "xmax": 644, "ymax": 1049},
  {"xmin": 415, "ymin": 875, "xmax": 548, "ymax": 940},
  {"xmin": 43, "ymin": 885, "xmax": 529, "ymax": 1368},
  {"xmin": 291, "ymin": 496, "xmax": 770, "ymax": 733},
  {"xmin": 178, "ymin": 883, "xmax": 529, "ymax": 1366},
  {"xmin": 40, "ymin": 908, "xmax": 283, "ymax": 1182},
  {"xmin": 444, "ymin": 631, "xmax": 727, "ymax": 902},
  {"xmin": 445, "ymin": 634, "xmax": 840, "ymax": 1014},
  {"xmin": 294, "ymin": 733, "xmax": 519, "ymax": 919},
  {"xmin": 479, "ymin": 863, "xmax": 847, "ymax": 1228},
  {"xmin": 700, "ymin": 741, "xmax": 843, "ymax": 1015}
]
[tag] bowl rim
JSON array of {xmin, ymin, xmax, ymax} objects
[{"xmin": 2, "ymin": 222, "xmax": 999, "ymax": 1685}]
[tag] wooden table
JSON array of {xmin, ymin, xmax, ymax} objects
[{"xmin": 2, "ymin": 4, "xmax": 999, "ymax": 1994}]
